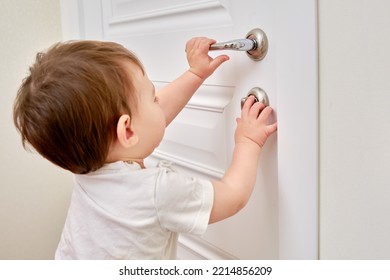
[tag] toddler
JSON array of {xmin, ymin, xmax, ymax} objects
[{"xmin": 13, "ymin": 38, "xmax": 277, "ymax": 259}]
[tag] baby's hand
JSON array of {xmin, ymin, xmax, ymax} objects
[
  {"xmin": 185, "ymin": 37, "xmax": 229, "ymax": 80},
  {"xmin": 235, "ymin": 96, "xmax": 278, "ymax": 148}
]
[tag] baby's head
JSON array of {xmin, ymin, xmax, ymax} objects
[{"xmin": 13, "ymin": 40, "xmax": 144, "ymax": 174}]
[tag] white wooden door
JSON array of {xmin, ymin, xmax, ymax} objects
[{"xmin": 61, "ymin": 0, "xmax": 318, "ymax": 259}]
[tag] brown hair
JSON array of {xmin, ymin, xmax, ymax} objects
[{"xmin": 13, "ymin": 40, "xmax": 144, "ymax": 174}]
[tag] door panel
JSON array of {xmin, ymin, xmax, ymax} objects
[
  {"xmin": 61, "ymin": 0, "xmax": 318, "ymax": 259},
  {"xmin": 102, "ymin": 0, "xmax": 278, "ymax": 259}
]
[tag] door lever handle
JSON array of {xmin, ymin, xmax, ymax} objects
[
  {"xmin": 210, "ymin": 39, "xmax": 257, "ymax": 52},
  {"xmin": 210, "ymin": 28, "xmax": 268, "ymax": 61}
]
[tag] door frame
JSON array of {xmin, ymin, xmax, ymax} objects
[
  {"xmin": 60, "ymin": 0, "xmax": 318, "ymax": 259},
  {"xmin": 274, "ymin": 1, "xmax": 318, "ymax": 259}
]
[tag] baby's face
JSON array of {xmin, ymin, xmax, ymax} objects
[{"xmin": 123, "ymin": 61, "xmax": 166, "ymax": 158}]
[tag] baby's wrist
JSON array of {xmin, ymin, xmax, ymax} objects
[
  {"xmin": 235, "ymin": 139, "xmax": 263, "ymax": 152},
  {"xmin": 187, "ymin": 68, "xmax": 207, "ymax": 81}
]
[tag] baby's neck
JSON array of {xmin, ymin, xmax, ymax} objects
[{"xmin": 124, "ymin": 160, "xmax": 146, "ymax": 169}]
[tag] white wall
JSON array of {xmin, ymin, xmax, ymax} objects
[
  {"xmin": 319, "ymin": 0, "xmax": 390, "ymax": 259},
  {"xmin": 0, "ymin": 0, "xmax": 72, "ymax": 259}
]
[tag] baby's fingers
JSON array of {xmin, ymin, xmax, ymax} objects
[
  {"xmin": 266, "ymin": 122, "xmax": 278, "ymax": 136},
  {"xmin": 249, "ymin": 101, "xmax": 265, "ymax": 119},
  {"xmin": 210, "ymin": 54, "xmax": 230, "ymax": 70},
  {"xmin": 257, "ymin": 106, "xmax": 274, "ymax": 122},
  {"xmin": 185, "ymin": 37, "xmax": 214, "ymax": 53},
  {"xmin": 241, "ymin": 95, "xmax": 257, "ymax": 116},
  {"xmin": 259, "ymin": 107, "xmax": 277, "ymax": 136}
]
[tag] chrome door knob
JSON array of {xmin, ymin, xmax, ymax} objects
[{"xmin": 241, "ymin": 87, "xmax": 269, "ymax": 109}]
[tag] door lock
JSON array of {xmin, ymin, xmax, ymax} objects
[{"xmin": 241, "ymin": 87, "xmax": 269, "ymax": 109}]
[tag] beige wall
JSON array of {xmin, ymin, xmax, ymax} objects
[
  {"xmin": 319, "ymin": 0, "xmax": 390, "ymax": 259},
  {"xmin": 1, "ymin": 0, "xmax": 390, "ymax": 260},
  {"xmin": 0, "ymin": 0, "xmax": 72, "ymax": 259}
]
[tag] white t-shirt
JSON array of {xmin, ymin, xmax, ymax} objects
[{"xmin": 55, "ymin": 161, "xmax": 214, "ymax": 259}]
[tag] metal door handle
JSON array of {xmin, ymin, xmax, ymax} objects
[
  {"xmin": 210, "ymin": 28, "xmax": 268, "ymax": 61},
  {"xmin": 210, "ymin": 39, "xmax": 256, "ymax": 51}
]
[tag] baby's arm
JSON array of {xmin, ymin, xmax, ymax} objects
[
  {"xmin": 209, "ymin": 96, "xmax": 277, "ymax": 224},
  {"xmin": 156, "ymin": 37, "xmax": 229, "ymax": 126}
]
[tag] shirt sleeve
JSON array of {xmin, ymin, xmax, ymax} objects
[{"xmin": 155, "ymin": 165, "xmax": 214, "ymax": 235}]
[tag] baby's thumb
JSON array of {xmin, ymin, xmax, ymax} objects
[{"xmin": 210, "ymin": 55, "xmax": 230, "ymax": 70}]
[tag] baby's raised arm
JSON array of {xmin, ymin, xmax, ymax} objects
[
  {"xmin": 156, "ymin": 37, "xmax": 277, "ymax": 224},
  {"xmin": 156, "ymin": 37, "xmax": 229, "ymax": 126},
  {"xmin": 209, "ymin": 96, "xmax": 277, "ymax": 223}
]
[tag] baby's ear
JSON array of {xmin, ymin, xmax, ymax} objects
[{"xmin": 116, "ymin": 114, "xmax": 138, "ymax": 148}]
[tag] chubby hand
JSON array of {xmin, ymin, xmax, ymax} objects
[
  {"xmin": 235, "ymin": 95, "xmax": 278, "ymax": 148},
  {"xmin": 185, "ymin": 37, "xmax": 229, "ymax": 80}
]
